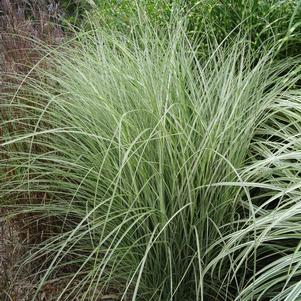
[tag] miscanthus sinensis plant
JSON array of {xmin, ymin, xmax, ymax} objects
[{"xmin": 1, "ymin": 22, "xmax": 301, "ymax": 300}]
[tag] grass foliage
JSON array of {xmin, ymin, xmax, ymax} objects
[{"xmin": 1, "ymin": 12, "xmax": 301, "ymax": 301}]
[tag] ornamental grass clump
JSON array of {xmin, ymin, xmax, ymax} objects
[{"xmin": 1, "ymin": 22, "xmax": 301, "ymax": 300}]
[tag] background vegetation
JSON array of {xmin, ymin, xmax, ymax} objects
[{"xmin": 57, "ymin": 0, "xmax": 301, "ymax": 55}]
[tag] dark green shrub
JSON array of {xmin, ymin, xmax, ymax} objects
[{"xmin": 189, "ymin": 0, "xmax": 301, "ymax": 57}]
